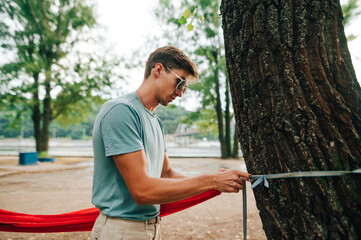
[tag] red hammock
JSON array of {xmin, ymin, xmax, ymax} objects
[{"xmin": 0, "ymin": 190, "xmax": 221, "ymax": 233}]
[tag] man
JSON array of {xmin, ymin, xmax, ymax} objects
[{"xmin": 90, "ymin": 46, "xmax": 250, "ymax": 240}]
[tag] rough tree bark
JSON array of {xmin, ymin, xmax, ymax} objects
[{"xmin": 221, "ymin": 0, "xmax": 361, "ymax": 239}]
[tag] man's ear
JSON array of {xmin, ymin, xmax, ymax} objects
[{"xmin": 153, "ymin": 63, "xmax": 163, "ymax": 78}]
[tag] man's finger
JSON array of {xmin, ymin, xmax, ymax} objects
[{"xmin": 237, "ymin": 172, "xmax": 250, "ymax": 180}]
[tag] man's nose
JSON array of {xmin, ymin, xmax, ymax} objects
[{"xmin": 175, "ymin": 89, "xmax": 183, "ymax": 97}]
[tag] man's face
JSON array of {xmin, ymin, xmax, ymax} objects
[
  {"xmin": 156, "ymin": 67, "xmax": 190, "ymax": 106},
  {"xmin": 166, "ymin": 67, "xmax": 188, "ymax": 94}
]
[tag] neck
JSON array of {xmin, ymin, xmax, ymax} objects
[{"xmin": 136, "ymin": 83, "xmax": 158, "ymax": 113}]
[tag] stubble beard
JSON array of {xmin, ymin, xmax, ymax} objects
[{"xmin": 156, "ymin": 95, "xmax": 169, "ymax": 107}]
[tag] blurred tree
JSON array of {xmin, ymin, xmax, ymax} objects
[
  {"xmin": 182, "ymin": 108, "xmax": 218, "ymax": 136},
  {"xmin": 222, "ymin": 0, "xmax": 361, "ymax": 238},
  {"xmin": 0, "ymin": 0, "xmax": 122, "ymax": 153},
  {"xmin": 156, "ymin": 0, "xmax": 237, "ymax": 158},
  {"xmin": 0, "ymin": 115, "xmax": 33, "ymax": 138},
  {"xmin": 154, "ymin": 105, "xmax": 190, "ymax": 134},
  {"xmin": 341, "ymin": 0, "xmax": 360, "ymax": 41}
]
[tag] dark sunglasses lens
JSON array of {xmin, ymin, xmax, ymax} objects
[{"xmin": 177, "ymin": 80, "xmax": 186, "ymax": 89}]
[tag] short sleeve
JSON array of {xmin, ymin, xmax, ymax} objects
[{"xmin": 100, "ymin": 104, "xmax": 144, "ymax": 157}]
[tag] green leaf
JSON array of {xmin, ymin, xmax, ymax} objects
[
  {"xmin": 178, "ymin": 16, "xmax": 187, "ymax": 24},
  {"xmin": 347, "ymin": 34, "xmax": 357, "ymax": 41},
  {"xmin": 183, "ymin": 9, "xmax": 191, "ymax": 19},
  {"xmin": 187, "ymin": 23, "xmax": 194, "ymax": 31},
  {"xmin": 192, "ymin": 8, "xmax": 198, "ymax": 16},
  {"xmin": 200, "ymin": 15, "xmax": 205, "ymax": 23}
]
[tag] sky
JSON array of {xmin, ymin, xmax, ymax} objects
[
  {"xmin": 95, "ymin": 0, "xmax": 160, "ymax": 91},
  {"xmin": 94, "ymin": 0, "xmax": 361, "ymax": 106}
]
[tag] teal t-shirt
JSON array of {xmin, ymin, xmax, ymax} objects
[{"xmin": 91, "ymin": 92, "xmax": 166, "ymax": 221}]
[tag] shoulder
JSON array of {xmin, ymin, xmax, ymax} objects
[
  {"xmin": 103, "ymin": 93, "xmax": 140, "ymax": 114},
  {"xmin": 97, "ymin": 93, "xmax": 142, "ymax": 123}
]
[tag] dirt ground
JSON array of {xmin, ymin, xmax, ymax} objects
[{"xmin": 0, "ymin": 156, "xmax": 266, "ymax": 240}]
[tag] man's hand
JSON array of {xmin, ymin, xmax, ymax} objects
[{"xmin": 212, "ymin": 169, "xmax": 250, "ymax": 193}]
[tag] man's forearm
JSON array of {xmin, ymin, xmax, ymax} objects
[
  {"xmin": 162, "ymin": 168, "xmax": 189, "ymax": 179},
  {"xmin": 133, "ymin": 174, "xmax": 215, "ymax": 205}
]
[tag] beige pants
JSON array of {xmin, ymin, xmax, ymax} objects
[{"xmin": 90, "ymin": 213, "xmax": 162, "ymax": 240}]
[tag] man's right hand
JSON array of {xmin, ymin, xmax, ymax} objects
[{"xmin": 212, "ymin": 169, "xmax": 250, "ymax": 193}]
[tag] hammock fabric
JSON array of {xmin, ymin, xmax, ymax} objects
[{"xmin": 0, "ymin": 190, "xmax": 221, "ymax": 233}]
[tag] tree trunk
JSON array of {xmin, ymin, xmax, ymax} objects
[
  {"xmin": 221, "ymin": 0, "xmax": 361, "ymax": 239},
  {"xmin": 215, "ymin": 69, "xmax": 228, "ymax": 159},
  {"xmin": 225, "ymin": 77, "xmax": 232, "ymax": 157},
  {"xmin": 212, "ymin": 50, "xmax": 228, "ymax": 159},
  {"xmin": 39, "ymin": 70, "xmax": 52, "ymax": 153},
  {"xmin": 32, "ymin": 72, "xmax": 42, "ymax": 152}
]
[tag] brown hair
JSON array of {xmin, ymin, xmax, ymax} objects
[{"xmin": 144, "ymin": 46, "xmax": 198, "ymax": 81}]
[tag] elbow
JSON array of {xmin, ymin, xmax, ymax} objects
[
  {"xmin": 129, "ymin": 178, "xmax": 157, "ymax": 205},
  {"xmin": 134, "ymin": 197, "xmax": 147, "ymax": 206},
  {"xmin": 132, "ymin": 191, "xmax": 152, "ymax": 206}
]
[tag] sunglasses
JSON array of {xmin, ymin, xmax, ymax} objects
[{"xmin": 166, "ymin": 66, "xmax": 187, "ymax": 94}]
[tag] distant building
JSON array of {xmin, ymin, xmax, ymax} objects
[{"xmin": 170, "ymin": 124, "xmax": 200, "ymax": 146}]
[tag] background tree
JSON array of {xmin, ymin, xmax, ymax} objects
[
  {"xmin": 341, "ymin": 0, "xmax": 360, "ymax": 41},
  {"xmin": 156, "ymin": 0, "xmax": 239, "ymax": 158},
  {"xmin": 154, "ymin": 105, "xmax": 190, "ymax": 134},
  {"xmin": 221, "ymin": 0, "xmax": 361, "ymax": 238},
  {"xmin": 0, "ymin": 0, "xmax": 122, "ymax": 154}
]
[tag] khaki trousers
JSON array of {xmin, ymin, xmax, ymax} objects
[{"xmin": 90, "ymin": 213, "xmax": 162, "ymax": 240}]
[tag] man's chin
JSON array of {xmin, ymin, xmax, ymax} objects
[{"xmin": 160, "ymin": 101, "xmax": 170, "ymax": 107}]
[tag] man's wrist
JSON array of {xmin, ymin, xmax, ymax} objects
[{"xmin": 198, "ymin": 174, "xmax": 216, "ymax": 191}]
